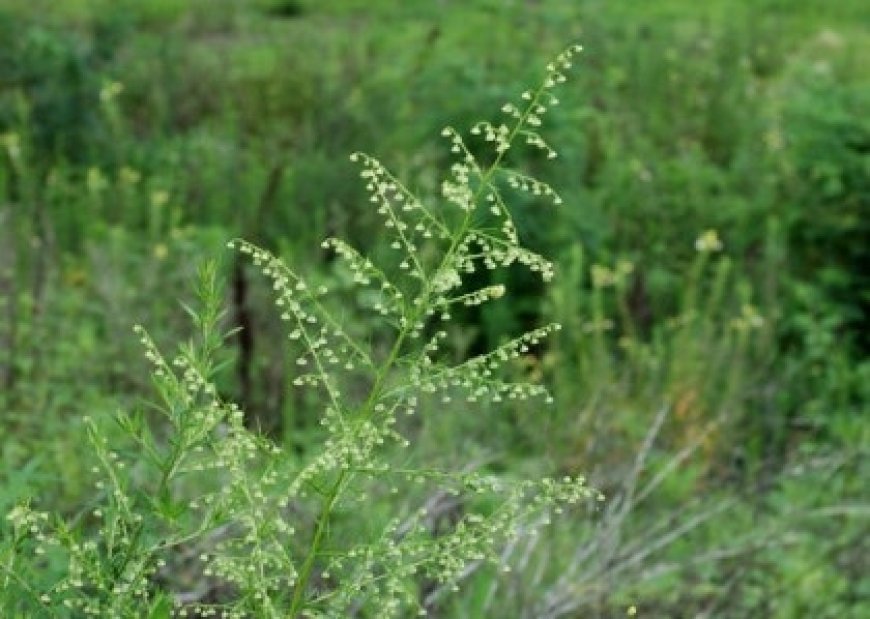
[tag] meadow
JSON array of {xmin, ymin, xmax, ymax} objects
[{"xmin": 1, "ymin": 0, "xmax": 868, "ymax": 616}]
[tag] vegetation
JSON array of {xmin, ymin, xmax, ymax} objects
[{"xmin": 1, "ymin": 0, "xmax": 868, "ymax": 616}]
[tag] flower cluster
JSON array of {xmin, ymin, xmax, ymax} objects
[
  {"xmin": 591, "ymin": 259, "xmax": 634, "ymax": 289},
  {"xmin": 731, "ymin": 303, "xmax": 765, "ymax": 332},
  {"xmin": 410, "ymin": 324, "xmax": 562, "ymax": 405},
  {"xmin": 695, "ymin": 229, "xmax": 723, "ymax": 253}
]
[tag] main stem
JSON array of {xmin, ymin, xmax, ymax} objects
[
  {"xmin": 287, "ymin": 329, "xmax": 409, "ymax": 616},
  {"xmin": 287, "ymin": 81, "xmax": 546, "ymax": 616}
]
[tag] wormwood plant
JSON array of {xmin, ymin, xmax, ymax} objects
[{"xmin": 1, "ymin": 45, "xmax": 597, "ymax": 617}]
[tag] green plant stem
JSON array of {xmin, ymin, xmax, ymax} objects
[
  {"xmin": 288, "ymin": 327, "xmax": 410, "ymax": 616},
  {"xmin": 288, "ymin": 81, "xmax": 546, "ymax": 616},
  {"xmin": 111, "ymin": 428, "xmax": 183, "ymax": 596}
]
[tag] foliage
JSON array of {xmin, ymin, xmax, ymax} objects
[
  {"xmin": 0, "ymin": 0, "xmax": 868, "ymax": 616},
  {"xmin": 1, "ymin": 46, "xmax": 600, "ymax": 617}
]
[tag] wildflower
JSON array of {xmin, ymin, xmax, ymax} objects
[
  {"xmin": 119, "ymin": 166, "xmax": 141, "ymax": 185},
  {"xmin": 150, "ymin": 190, "xmax": 170, "ymax": 208},
  {"xmin": 1, "ymin": 131, "xmax": 21, "ymax": 159},
  {"xmin": 488, "ymin": 284, "xmax": 506, "ymax": 299},
  {"xmin": 99, "ymin": 80, "xmax": 124, "ymax": 104},
  {"xmin": 153, "ymin": 243, "xmax": 169, "ymax": 260},
  {"xmin": 694, "ymin": 229, "xmax": 723, "ymax": 253},
  {"xmin": 591, "ymin": 264, "xmax": 615, "ymax": 288},
  {"xmin": 615, "ymin": 259, "xmax": 634, "ymax": 281},
  {"xmin": 86, "ymin": 167, "xmax": 108, "ymax": 193},
  {"xmin": 731, "ymin": 303, "xmax": 765, "ymax": 331}
]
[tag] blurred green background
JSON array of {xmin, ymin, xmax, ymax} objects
[{"xmin": 1, "ymin": 0, "xmax": 867, "ymax": 616}]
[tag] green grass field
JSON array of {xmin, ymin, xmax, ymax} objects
[{"xmin": 1, "ymin": 0, "xmax": 868, "ymax": 616}]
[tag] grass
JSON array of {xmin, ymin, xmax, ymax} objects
[{"xmin": 1, "ymin": 0, "xmax": 868, "ymax": 616}]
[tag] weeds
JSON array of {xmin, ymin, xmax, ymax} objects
[
  {"xmin": 1, "ymin": 45, "xmax": 599, "ymax": 617},
  {"xmin": 1, "ymin": 1, "xmax": 868, "ymax": 616}
]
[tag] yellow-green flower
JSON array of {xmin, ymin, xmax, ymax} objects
[{"xmin": 694, "ymin": 229, "xmax": 723, "ymax": 253}]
